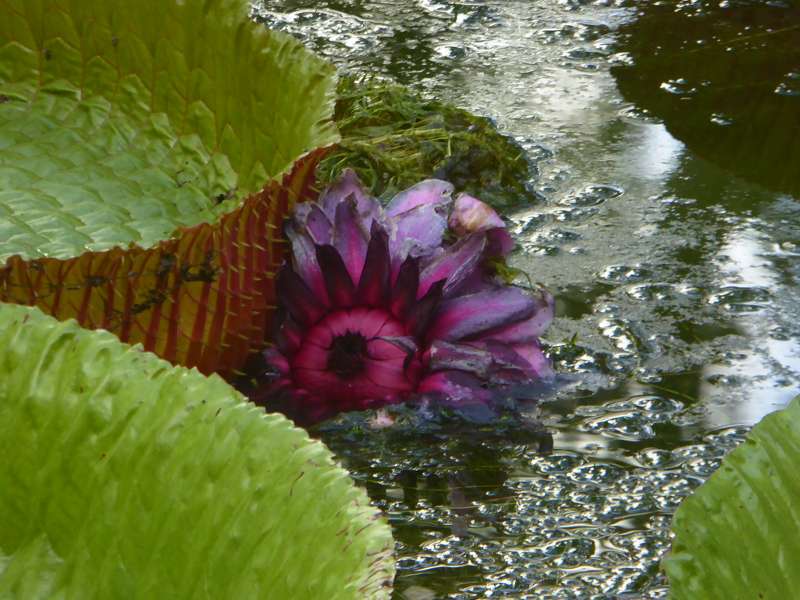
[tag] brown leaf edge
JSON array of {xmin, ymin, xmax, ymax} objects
[{"xmin": 0, "ymin": 148, "xmax": 326, "ymax": 378}]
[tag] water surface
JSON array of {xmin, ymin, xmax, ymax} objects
[{"xmin": 253, "ymin": 1, "xmax": 800, "ymax": 597}]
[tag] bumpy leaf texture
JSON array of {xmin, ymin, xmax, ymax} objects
[
  {"xmin": 0, "ymin": 303, "xmax": 395, "ymax": 599},
  {"xmin": 0, "ymin": 0, "xmax": 339, "ymax": 375},
  {"xmin": 664, "ymin": 395, "xmax": 800, "ymax": 600}
]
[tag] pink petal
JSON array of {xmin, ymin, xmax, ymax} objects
[
  {"xmin": 300, "ymin": 318, "xmax": 336, "ymax": 350},
  {"xmin": 376, "ymin": 336, "xmax": 418, "ymax": 358},
  {"xmin": 449, "ymin": 193, "xmax": 505, "ymax": 235},
  {"xmin": 428, "ymin": 286, "xmax": 538, "ymax": 342},
  {"xmin": 362, "ymin": 356, "xmax": 417, "ymax": 393},
  {"xmin": 294, "ymin": 366, "xmax": 408, "ymax": 408},
  {"xmin": 333, "ymin": 199, "xmax": 369, "ymax": 283},
  {"xmin": 418, "ymin": 233, "xmax": 486, "ymax": 298},
  {"xmin": 483, "ymin": 289, "xmax": 554, "ymax": 342},
  {"xmin": 326, "ymin": 307, "xmax": 404, "ymax": 340},
  {"xmin": 291, "ymin": 340, "xmax": 329, "ymax": 372},
  {"xmin": 367, "ymin": 336, "xmax": 416, "ymax": 361}
]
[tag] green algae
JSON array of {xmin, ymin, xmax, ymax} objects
[{"xmin": 322, "ymin": 75, "xmax": 538, "ymax": 208}]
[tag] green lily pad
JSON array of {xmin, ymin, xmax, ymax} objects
[
  {"xmin": 664, "ymin": 395, "xmax": 800, "ymax": 599},
  {"xmin": 0, "ymin": 0, "xmax": 339, "ymax": 375},
  {"xmin": 0, "ymin": 303, "xmax": 394, "ymax": 599},
  {"xmin": 0, "ymin": 0, "xmax": 338, "ymax": 262}
]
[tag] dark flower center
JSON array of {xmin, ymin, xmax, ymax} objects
[{"xmin": 327, "ymin": 331, "xmax": 368, "ymax": 379}]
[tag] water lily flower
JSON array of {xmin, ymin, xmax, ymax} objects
[{"xmin": 253, "ymin": 170, "xmax": 554, "ymax": 424}]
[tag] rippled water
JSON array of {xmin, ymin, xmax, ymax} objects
[{"xmin": 252, "ymin": 1, "xmax": 800, "ymax": 597}]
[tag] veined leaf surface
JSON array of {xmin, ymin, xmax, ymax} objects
[{"xmin": 0, "ymin": 303, "xmax": 395, "ymax": 599}]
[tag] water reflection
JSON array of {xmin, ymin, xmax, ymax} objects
[
  {"xmin": 624, "ymin": 123, "xmax": 683, "ymax": 183},
  {"xmin": 612, "ymin": 0, "xmax": 800, "ymax": 196},
  {"xmin": 254, "ymin": 0, "xmax": 799, "ymax": 597}
]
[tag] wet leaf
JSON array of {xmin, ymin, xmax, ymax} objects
[
  {"xmin": 664, "ymin": 395, "xmax": 800, "ymax": 599},
  {"xmin": 0, "ymin": 303, "xmax": 394, "ymax": 599},
  {"xmin": 0, "ymin": 0, "xmax": 339, "ymax": 374}
]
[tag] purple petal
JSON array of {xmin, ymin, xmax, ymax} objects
[
  {"xmin": 386, "ymin": 179, "xmax": 453, "ymax": 217},
  {"xmin": 407, "ymin": 279, "xmax": 445, "ymax": 339},
  {"xmin": 426, "ymin": 340, "xmax": 548, "ymax": 385},
  {"xmin": 305, "ymin": 204, "xmax": 333, "ymax": 245},
  {"xmin": 333, "ymin": 198, "xmax": 369, "ymax": 283},
  {"xmin": 273, "ymin": 313, "xmax": 304, "ymax": 356},
  {"xmin": 417, "ymin": 370, "xmax": 492, "ymax": 406},
  {"xmin": 483, "ymin": 289, "xmax": 554, "ymax": 341},
  {"xmin": 277, "ymin": 267, "xmax": 326, "ymax": 327},
  {"xmin": 428, "ymin": 286, "xmax": 538, "ymax": 342},
  {"xmin": 511, "ymin": 340, "xmax": 554, "ymax": 380},
  {"xmin": 418, "ymin": 233, "xmax": 486, "ymax": 298},
  {"xmin": 356, "ymin": 225, "xmax": 390, "ymax": 307},
  {"xmin": 286, "ymin": 225, "xmax": 328, "ymax": 304},
  {"xmin": 320, "ymin": 169, "xmax": 371, "ymax": 220},
  {"xmin": 263, "ymin": 347, "xmax": 290, "ymax": 376},
  {"xmin": 479, "ymin": 340, "xmax": 544, "ymax": 383},
  {"xmin": 426, "ymin": 341, "xmax": 494, "ymax": 378},
  {"xmin": 315, "ymin": 244, "xmax": 356, "ymax": 308},
  {"xmin": 389, "ymin": 203, "xmax": 448, "ymax": 273},
  {"xmin": 486, "ymin": 227, "xmax": 515, "ymax": 257},
  {"xmin": 390, "ymin": 256, "xmax": 420, "ymax": 320}
]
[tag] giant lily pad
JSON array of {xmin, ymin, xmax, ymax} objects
[
  {"xmin": 0, "ymin": 303, "xmax": 394, "ymax": 599},
  {"xmin": 663, "ymin": 395, "xmax": 800, "ymax": 599},
  {"xmin": 0, "ymin": 0, "xmax": 338, "ymax": 374}
]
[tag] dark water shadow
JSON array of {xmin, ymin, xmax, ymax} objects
[{"xmin": 612, "ymin": 0, "xmax": 800, "ymax": 198}]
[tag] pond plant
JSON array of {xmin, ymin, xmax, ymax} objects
[
  {"xmin": 0, "ymin": 0, "xmax": 338, "ymax": 377},
  {"xmin": 318, "ymin": 75, "xmax": 540, "ymax": 210}
]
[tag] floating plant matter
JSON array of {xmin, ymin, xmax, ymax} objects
[{"xmin": 250, "ymin": 170, "xmax": 554, "ymax": 424}]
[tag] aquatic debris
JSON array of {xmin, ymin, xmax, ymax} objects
[{"xmin": 320, "ymin": 75, "xmax": 539, "ymax": 209}]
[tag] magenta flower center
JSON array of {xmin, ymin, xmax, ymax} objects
[
  {"xmin": 327, "ymin": 331, "xmax": 368, "ymax": 378},
  {"xmin": 288, "ymin": 307, "xmax": 423, "ymax": 411}
]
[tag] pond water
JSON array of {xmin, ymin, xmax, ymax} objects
[{"xmin": 253, "ymin": 1, "xmax": 800, "ymax": 597}]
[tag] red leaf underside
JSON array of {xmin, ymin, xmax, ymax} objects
[{"xmin": 0, "ymin": 149, "xmax": 326, "ymax": 377}]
